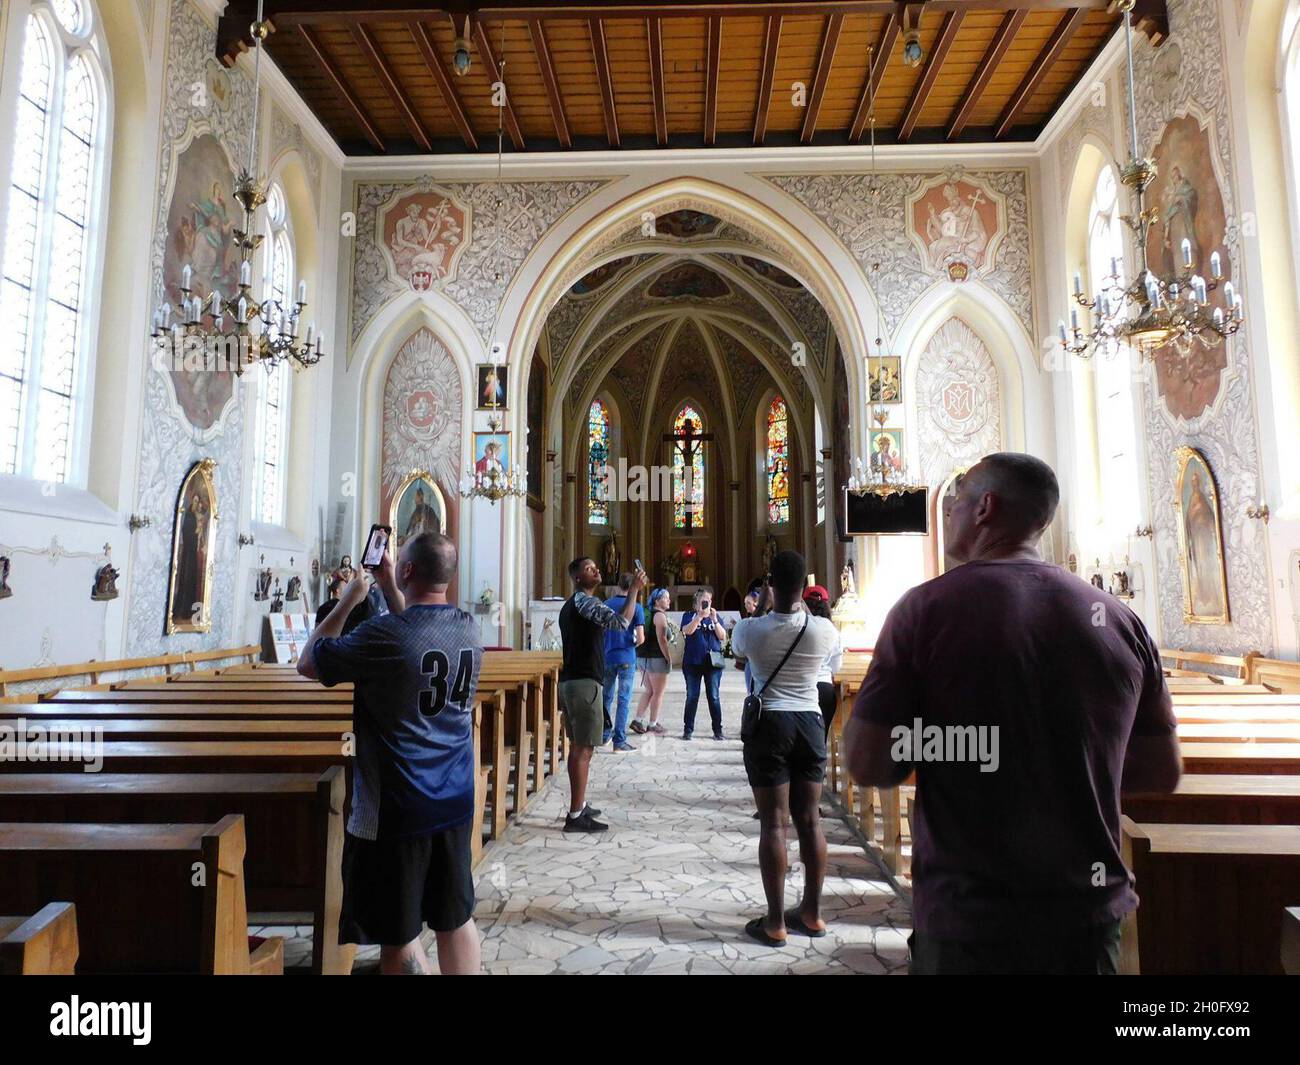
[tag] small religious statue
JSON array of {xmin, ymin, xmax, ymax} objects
[
  {"xmin": 602, "ymin": 531, "xmax": 621, "ymax": 586},
  {"xmin": 761, "ymin": 535, "xmax": 778, "ymax": 577},
  {"xmin": 92, "ymin": 546, "xmax": 120, "ymax": 602},
  {"xmin": 333, "ymin": 555, "xmax": 355, "ymax": 585},
  {"xmin": 255, "ymin": 567, "xmax": 273, "ymax": 602},
  {"xmin": 1110, "ymin": 570, "xmax": 1131, "ymax": 598},
  {"xmin": 840, "ymin": 558, "xmax": 858, "ymax": 599},
  {"xmin": 1090, "ymin": 572, "xmax": 1105, "ymax": 591},
  {"xmin": 270, "ymin": 579, "xmax": 284, "ymax": 614},
  {"xmin": 537, "ymin": 617, "xmax": 562, "ymax": 651},
  {"xmin": 285, "ymin": 575, "xmax": 301, "ymax": 602},
  {"xmin": 0, "ymin": 555, "xmax": 12, "ymax": 600}
]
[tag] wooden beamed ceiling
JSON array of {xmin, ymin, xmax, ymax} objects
[{"xmin": 218, "ymin": 2, "xmax": 1169, "ymax": 156}]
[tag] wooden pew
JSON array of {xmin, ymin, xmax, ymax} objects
[
  {"xmin": 0, "ymin": 740, "xmax": 350, "ymax": 775},
  {"xmin": 0, "ymin": 816, "xmax": 283, "ymax": 974},
  {"xmin": 0, "ymin": 645, "xmax": 261, "ymax": 697},
  {"xmin": 1120, "ymin": 817, "xmax": 1300, "ymax": 974},
  {"xmin": 1175, "ymin": 722, "xmax": 1300, "ymax": 743},
  {"xmin": 0, "ymin": 718, "xmax": 352, "ymax": 742},
  {"xmin": 1123, "ymin": 775, "xmax": 1300, "ymax": 825},
  {"xmin": 0, "ymin": 902, "xmax": 78, "ymax": 975},
  {"xmin": 0, "ymin": 770, "xmax": 350, "ymax": 975},
  {"xmin": 1160, "ymin": 648, "xmax": 1250, "ymax": 682},
  {"xmin": 3, "ymin": 701, "xmax": 352, "ymax": 720},
  {"xmin": 1179, "ymin": 744, "xmax": 1300, "ymax": 775},
  {"xmin": 48, "ymin": 688, "xmax": 353, "ymax": 704},
  {"xmin": 1173, "ymin": 692, "xmax": 1300, "ymax": 706},
  {"xmin": 1247, "ymin": 656, "xmax": 1300, "ymax": 694}
]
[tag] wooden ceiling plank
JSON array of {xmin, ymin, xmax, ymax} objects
[
  {"xmin": 528, "ymin": 17, "xmax": 572, "ymax": 147},
  {"xmin": 297, "ymin": 24, "xmax": 385, "ymax": 152},
  {"xmin": 994, "ymin": 6, "xmax": 1087, "ymax": 139},
  {"xmin": 752, "ymin": 14, "xmax": 782, "ymax": 146},
  {"xmin": 589, "ymin": 18, "xmax": 621, "ymax": 148},
  {"xmin": 848, "ymin": 12, "xmax": 898, "ymax": 141},
  {"xmin": 704, "ymin": 15, "xmax": 721, "ymax": 146},
  {"xmin": 799, "ymin": 13, "xmax": 844, "ymax": 144},
  {"xmin": 351, "ymin": 23, "xmax": 432, "ymax": 150},
  {"xmin": 411, "ymin": 21, "xmax": 479, "ymax": 151},
  {"xmin": 947, "ymin": 9, "xmax": 1026, "ymax": 139},
  {"xmin": 648, "ymin": 16, "xmax": 667, "ymax": 146},
  {"xmin": 472, "ymin": 16, "xmax": 527, "ymax": 150},
  {"xmin": 897, "ymin": 10, "xmax": 963, "ymax": 142}
]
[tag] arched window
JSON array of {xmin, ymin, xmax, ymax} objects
[
  {"xmin": 765, "ymin": 394, "xmax": 789, "ymax": 525},
  {"xmin": 1087, "ymin": 165, "xmax": 1140, "ymax": 534},
  {"xmin": 253, "ymin": 183, "xmax": 292, "ymax": 525},
  {"xmin": 0, "ymin": 2, "xmax": 103, "ymax": 484},
  {"xmin": 587, "ymin": 398, "xmax": 610, "ymax": 525},
  {"xmin": 672, "ymin": 403, "xmax": 705, "ymax": 531}
]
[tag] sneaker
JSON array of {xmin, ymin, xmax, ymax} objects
[
  {"xmin": 613, "ymin": 741, "xmax": 636, "ymax": 752},
  {"xmin": 563, "ymin": 809, "xmax": 609, "ymax": 833},
  {"xmin": 713, "ymin": 732, "xmax": 726, "ymax": 741},
  {"xmin": 630, "ymin": 720, "xmax": 647, "ymax": 734},
  {"xmin": 681, "ymin": 731, "xmax": 693, "ymax": 741}
]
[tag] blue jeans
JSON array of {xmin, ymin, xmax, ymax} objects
[
  {"xmin": 683, "ymin": 664, "xmax": 723, "ymax": 737},
  {"xmin": 601, "ymin": 659, "xmax": 636, "ymax": 745}
]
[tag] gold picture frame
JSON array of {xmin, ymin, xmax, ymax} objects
[
  {"xmin": 166, "ymin": 458, "xmax": 218, "ymax": 634},
  {"xmin": 389, "ymin": 468, "xmax": 448, "ymax": 548},
  {"xmin": 1173, "ymin": 446, "xmax": 1230, "ymax": 625}
]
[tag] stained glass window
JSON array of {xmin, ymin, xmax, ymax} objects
[
  {"xmin": 588, "ymin": 398, "xmax": 610, "ymax": 525},
  {"xmin": 672, "ymin": 404, "xmax": 705, "ymax": 530},
  {"xmin": 766, "ymin": 395, "xmax": 789, "ymax": 525},
  {"xmin": 253, "ymin": 185, "xmax": 292, "ymax": 525},
  {"xmin": 0, "ymin": 8, "xmax": 101, "ymax": 484}
]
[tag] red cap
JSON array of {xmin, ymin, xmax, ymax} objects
[{"xmin": 802, "ymin": 585, "xmax": 830, "ymax": 603}]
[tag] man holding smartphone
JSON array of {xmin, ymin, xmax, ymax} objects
[
  {"xmin": 298, "ymin": 531, "xmax": 483, "ymax": 975},
  {"xmin": 559, "ymin": 556, "xmax": 647, "ymax": 833}
]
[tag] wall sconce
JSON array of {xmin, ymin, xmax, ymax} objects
[
  {"xmin": 1133, "ymin": 524, "xmax": 1154, "ymax": 538},
  {"xmin": 239, "ymin": 533, "xmax": 255, "ymax": 548},
  {"xmin": 1246, "ymin": 501, "xmax": 1270, "ymax": 524},
  {"xmin": 127, "ymin": 514, "xmax": 152, "ymax": 532}
]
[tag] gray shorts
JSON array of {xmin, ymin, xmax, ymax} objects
[
  {"xmin": 559, "ymin": 679, "xmax": 605, "ymax": 747},
  {"xmin": 639, "ymin": 658, "xmax": 670, "ymax": 676}
]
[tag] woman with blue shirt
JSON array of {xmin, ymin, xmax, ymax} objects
[{"xmin": 680, "ymin": 586, "xmax": 728, "ymax": 740}]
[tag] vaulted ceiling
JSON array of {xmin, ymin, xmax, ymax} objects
[{"xmin": 218, "ymin": 2, "xmax": 1170, "ymax": 156}]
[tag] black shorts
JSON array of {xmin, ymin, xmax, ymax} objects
[
  {"xmin": 339, "ymin": 820, "xmax": 475, "ymax": 946},
  {"xmin": 743, "ymin": 711, "xmax": 827, "ymax": 788}
]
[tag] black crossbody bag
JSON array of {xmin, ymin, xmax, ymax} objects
[{"xmin": 740, "ymin": 614, "xmax": 809, "ymax": 743}]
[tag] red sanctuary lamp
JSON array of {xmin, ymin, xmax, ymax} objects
[{"xmin": 681, "ymin": 542, "xmax": 698, "ymax": 584}]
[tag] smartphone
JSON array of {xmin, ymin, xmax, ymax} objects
[
  {"xmin": 361, "ymin": 524, "xmax": 392, "ymax": 569},
  {"xmin": 633, "ymin": 558, "xmax": 643, "ymax": 575}
]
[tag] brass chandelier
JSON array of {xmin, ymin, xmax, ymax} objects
[
  {"xmin": 1060, "ymin": 0, "xmax": 1243, "ymax": 360},
  {"xmin": 151, "ymin": 1, "xmax": 323, "ymax": 376}
]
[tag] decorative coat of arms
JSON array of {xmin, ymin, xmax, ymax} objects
[{"xmin": 377, "ymin": 186, "xmax": 470, "ymax": 292}]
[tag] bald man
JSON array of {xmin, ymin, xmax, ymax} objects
[{"xmin": 844, "ymin": 453, "xmax": 1180, "ymax": 975}]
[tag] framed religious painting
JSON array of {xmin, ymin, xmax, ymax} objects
[
  {"xmin": 868, "ymin": 356, "xmax": 902, "ymax": 404},
  {"xmin": 166, "ymin": 459, "xmax": 219, "ymax": 634},
  {"xmin": 389, "ymin": 469, "xmax": 447, "ymax": 548},
  {"xmin": 476, "ymin": 364, "xmax": 508, "ymax": 410},
  {"xmin": 868, "ymin": 429, "xmax": 905, "ymax": 478},
  {"xmin": 1173, "ymin": 446, "xmax": 1230, "ymax": 624},
  {"xmin": 473, "ymin": 433, "xmax": 511, "ymax": 482}
]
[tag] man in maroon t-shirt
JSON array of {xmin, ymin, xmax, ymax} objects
[{"xmin": 844, "ymin": 453, "xmax": 1181, "ymax": 974}]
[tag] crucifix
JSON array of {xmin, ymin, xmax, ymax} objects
[{"xmin": 662, "ymin": 417, "xmax": 713, "ymax": 533}]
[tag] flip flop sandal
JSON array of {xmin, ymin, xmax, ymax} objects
[
  {"xmin": 784, "ymin": 908, "xmax": 828, "ymax": 938},
  {"xmin": 744, "ymin": 917, "xmax": 786, "ymax": 948}
]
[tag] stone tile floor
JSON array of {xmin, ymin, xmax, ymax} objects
[{"xmin": 260, "ymin": 669, "xmax": 912, "ymax": 974}]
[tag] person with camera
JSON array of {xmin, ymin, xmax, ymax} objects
[
  {"xmin": 679, "ymin": 586, "xmax": 728, "ymax": 740},
  {"xmin": 297, "ymin": 531, "xmax": 483, "ymax": 975},
  {"xmin": 730, "ymin": 550, "xmax": 841, "ymax": 947}
]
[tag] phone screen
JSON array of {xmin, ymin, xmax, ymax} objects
[{"xmin": 361, "ymin": 525, "xmax": 390, "ymax": 569}]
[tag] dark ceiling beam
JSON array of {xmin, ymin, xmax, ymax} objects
[
  {"xmin": 351, "ymin": 23, "xmax": 432, "ymax": 151},
  {"xmin": 848, "ymin": 13, "xmax": 897, "ymax": 142},
  {"xmin": 946, "ymin": 8, "xmax": 1025, "ymax": 139},
  {"xmin": 994, "ymin": 6, "xmax": 1087, "ymax": 139},
  {"xmin": 752, "ymin": 14, "xmax": 782, "ymax": 146},
  {"xmin": 897, "ymin": 9, "xmax": 962, "ymax": 142},
  {"xmin": 800, "ymin": 13, "xmax": 844, "ymax": 144},
  {"xmin": 411, "ymin": 21, "xmax": 479, "ymax": 150},
  {"xmin": 472, "ymin": 16, "xmax": 526, "ymax": 150},
  {"xmin": 648, "ymin": 16, "xmax": 668, "ymax": 146},
  {"xmin": 589, "ymin": 18, "xmax": 621, "ymax": 148},
  {"xmin": 296, "ymin": 24, "xmax": 386, "ymax": 152},
  {"xmin": 704, "ymin": 15, "xmax": 721, "ymax": 146},
  {"xmin": 527, "ymin": 17, "xmax": 571, "ymax": 148}
]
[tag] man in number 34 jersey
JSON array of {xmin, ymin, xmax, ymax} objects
[{"xmin": 298, "ymin": 531, "xmax": 484, "ymax": 975}]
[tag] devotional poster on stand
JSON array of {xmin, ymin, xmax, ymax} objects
[
  {"xmin": 166, "ymin": 459, "xmax": 218, "ymax": 634},
  {"xmin": 1173, "ymin": 446, "xmax": 1230, "ymax": 624}
]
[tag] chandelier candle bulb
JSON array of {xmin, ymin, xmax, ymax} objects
[
  {"xmin": 1213, "ymin": 306, "xmax": 1225, "ymax": 327},
  {"xmin": 1181, "ymin": 238, "xmax": 1193, "ymax": 267},
  {"xmin": 1111, "ymin": 256, "xmax": 1121, "ymax": 279},
  {"xmin": 181, "ymin": 264, "xmax": 192, "ymax": 291},
  {"xmin": 1070, "ymin": 307, "xmax": 1080, "ymax": 330},
  {"xmin": 1211, "ymin": 250, "xmax": 1222, "ymax": 279},
  {"xmin": 298, "ymin": 279, "xmax": 307, "ymax": 304},
  {"xmin": 1223, "ymin": 281, "xmax": 1235, "ymax": 306},
  {"xmin": 237, "ymin": 296, "xmax": 247, "ymax": 323},
  {"xmin": 1073, "ymin": 271, "xmax": 1083, "ymax": 295},
  {"xmin": 240, "ymin": 260, "xmax": 251, "ymax": 286}
]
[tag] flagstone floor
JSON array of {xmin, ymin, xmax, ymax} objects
[{"xmin": 265, "ymin": 669, "xmax": 913, "ymax": 974}]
